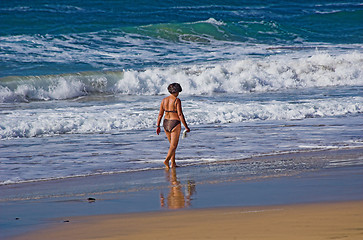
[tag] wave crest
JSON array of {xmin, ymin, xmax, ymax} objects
[
  {"xmin": 1, "ymin": 95, "xmax": 361, "ymax": 139},
  {"xmin": 1, "ymin": 51, "xmax": 362, "ymax": 103}
]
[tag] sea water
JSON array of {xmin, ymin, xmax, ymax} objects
[{"xmin": 1, "ymin": 0, "xmax": 363, "ymax": 185}]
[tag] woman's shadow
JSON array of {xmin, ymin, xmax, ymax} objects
[{"xmin": 160, "ymin": 168, "xmax": 196, "ymax": 209}]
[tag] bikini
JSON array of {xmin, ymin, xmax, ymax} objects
[{"xmin": 163, "ymin": 98, "xmax": 181, "ymax": 133}]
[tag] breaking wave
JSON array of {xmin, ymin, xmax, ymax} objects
[{"xmin": 1, "ymin": 51, "xmax": 362, "ymax": 103}]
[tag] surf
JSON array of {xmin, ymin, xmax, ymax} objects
[{"xmin": 1, "ymin": 50, "xmax": 363, "ymax": 103}]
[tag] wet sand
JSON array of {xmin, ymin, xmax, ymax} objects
[
  {"xmin": 2, "ymin": 148, "xmax": 363, "ymax": 239},
  {"xmin": 13, "ymin": 201, "xmax": 363, "ymax": 240}
]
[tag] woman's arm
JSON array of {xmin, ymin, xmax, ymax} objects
[
  {"xmin": 156, "ymin": 99, "xmax": 164, "ymax": 135},
  {"xmin": 176, "ymin": 99, "xmax": 190, "ymax": 132}
]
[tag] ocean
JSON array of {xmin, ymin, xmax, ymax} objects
[{"xmin": 1, "ymin": 0, "xmax": 363, "ymax": 185}]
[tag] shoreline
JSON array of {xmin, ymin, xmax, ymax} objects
[
  {"xmin": 1, "ymin": 148, "xmax": 363, "ymax": 239},
  {"xmin": 2, "ymin": 146, "xmax": 362, "ymax": 187},
  {"xmin": 11, "ymin": 200, "xmax": 363, "ymax": 240}
]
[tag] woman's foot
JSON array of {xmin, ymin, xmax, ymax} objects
[
  {"xmin": 164, "ymin": 160, "xmax": 170, "ymax": 169},
  {"xmin": 170, "ymin": 159, "xmax": 179, "ymax": 168}
]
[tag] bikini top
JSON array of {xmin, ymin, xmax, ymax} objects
[{"xmin": 164, "ymin": 98, "xmax": 178, "ymax": 113}]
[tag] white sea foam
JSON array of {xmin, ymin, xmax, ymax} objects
[
  {"xmin": 197, "ymin": 18, "xmax": 226, "ymax": 26},
  {"xmin": 1, "ymin": 51, "xmax": 362, "ymax": 103},
  {"xmin": 0, "ymin": 71, "xmax": 123, "ymax": 102},
  {"xmin": 0, "ymin": 4, "xmax": 93, "ymax": 13},
  {"xmin": 0, "ymin": 29, "xmax": 268, "ymax": 77},
  {"xmin": 121, "ymin": 51, "xmax": 363, "ymax": 95},
  {"xmin": 1, "ymin": 46, "xmax": 362, "ymax": 140},
  {"xmin": 0, "ymin": 94, "xmax": 361, "ymax": 139}
]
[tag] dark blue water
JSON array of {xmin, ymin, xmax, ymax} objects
[{"xmin": 1, "ymin": 0, "xmax": 362, "ymax": 77}]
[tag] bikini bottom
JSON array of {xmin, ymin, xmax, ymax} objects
[{"xmin": 163, "ymin": 119, "xmax": 181, "ymax": 133}]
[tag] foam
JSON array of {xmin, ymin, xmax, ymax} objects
[
  {"xmin": 123, "ymin": 50, "xmax": 363, "ymax": 95},
  {"xmin": 0, "ymin": 4, "xmax": 91, "ymax": 14},
  {"xmin": 1, "ymin": 50, "xmax": 363, "ymax": 103},
  {"xmin": 0, "ymin": 71, "xmax": 123, "ymax": 102},
  {"xmin": 0, "ymin": 93, "xmax": 361, "ymax": 139},
  {"xmin": 198, "ymin": 18, "xmax": 226, "ymax": 26}
]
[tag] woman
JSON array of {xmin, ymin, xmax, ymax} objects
[{"xmin": 156, "ymin": 83, "xmax": 190, "ymax": 169}]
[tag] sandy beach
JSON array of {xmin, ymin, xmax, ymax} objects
[
  {"xmin": 2, "ymin": 148, "xmax": 363, "ymax": 239},
  {"xmin": 12, "ymin": 201, "xmax": 363, "ymax": 240}
]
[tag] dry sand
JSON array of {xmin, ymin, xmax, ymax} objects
[{"xmin": 13, "ymin": 201, "xmax": 363, "ymax": 240}]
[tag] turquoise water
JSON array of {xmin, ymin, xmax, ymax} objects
[{"xmin": 1, "ymin": 0, "xmax": 362, "ymax": 77}]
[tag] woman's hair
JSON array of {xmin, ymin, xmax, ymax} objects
[{"xmin": 168, "ymin": 83, "xmax": 182, "ymax": 94}]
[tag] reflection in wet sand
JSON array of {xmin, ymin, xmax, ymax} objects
[{"xmin": 160, "ymin": 168, "xmax": 196, "ymax": 209}]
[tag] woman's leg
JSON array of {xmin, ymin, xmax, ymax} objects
[
  {"xmin": 164, "ymin": 124, "xmax": 181, "ymax": 169},
  {"xmin": 170, "ymin": 124, "xmax": 181, "ymax": 168},
  {"xmin": 164, "ymin": 131, "xmax": 172, "ymax": 168}
]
